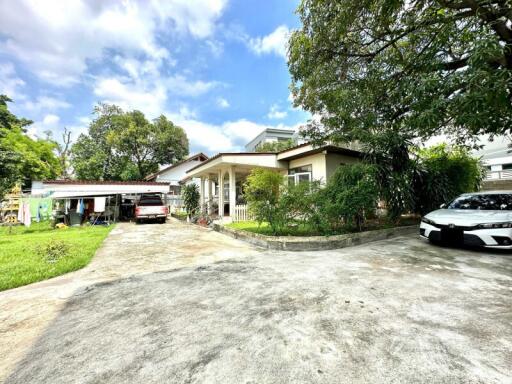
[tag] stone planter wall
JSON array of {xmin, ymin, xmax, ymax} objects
[{"xmin": 213, "ymin": 224, "xmax": 419, "ymax": 251}]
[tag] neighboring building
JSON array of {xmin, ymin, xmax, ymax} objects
[
  {"xmin": 144, "ymin": 153, "xmax": 209, "ymax": 195},
  {"xmin": 474, "ymin": 138, "xmax": 512, "ymax": 190},
  {"xmin": 185, "ymin": 142, "xmax": 362, "ymax": 220},
  {"xmin": 244, "ymin": 128, "xmax": 297, "ymax": 152}
]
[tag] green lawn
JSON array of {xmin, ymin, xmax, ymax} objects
[{"xmin": 0, "ymin": 222, "xmax": 113, "ymax": 291}]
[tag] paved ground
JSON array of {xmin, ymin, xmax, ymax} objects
[{"xmin": 1, "ymin": 220, "xmax": 511, "ymax": 384}]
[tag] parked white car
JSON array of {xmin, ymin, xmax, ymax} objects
[{"xmin": 420, "ymin": 191, "xmax": 512, "ymax": 249}]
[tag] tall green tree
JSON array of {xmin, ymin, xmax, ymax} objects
[
  {"xmin": 255, "ymin": 139, "xmax": 296, "ymax": 152},
  {"xmin": 289, "ymin": 0, "xmax": 512, "ymax": 146},
  {"xmin": 0, "ymin": 95, "xmax": 61, "ymax": 196},
  {"xmin": 71, "ymin": 104, "xmax": 189, "ymax": 180},
  {"xmin": 108, "ymin": 112, "xmax": 189, "ymax": 178}
]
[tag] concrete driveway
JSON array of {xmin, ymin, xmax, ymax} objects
[{"xmin": 1, "ymin": 220, "xmax": 511, "ymax": 384}]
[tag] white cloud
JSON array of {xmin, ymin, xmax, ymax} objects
[
  {"xmin": 0, "ymin": 62, "xmax": 25, "ymax": 99},
  {"xmin": 93, "ymin": 77, "xmax": 168, "ymax": 117},
  {"xmin": 168, "ymin": 107, "xmax": 300, "ymax": 153},
  {"xmin": 0, "ymin": 0, "xmax": 228, "ymax": 85},
  {"xmin": 28, "ymin": 113, "xmax": 61, "ymax": 139},
  {"xmin": 166, "ymin": 75, "xmax": 220, "ymax": 97},
  {"xmin": 267, "ymin": 104, "xmax": 288, "ymax": 119},
  {"xmin": 42, "ymin": 114, "xmax": 60, "ymax": 125},
  {"xmin": 22, "ymin": 96, "xmax": 71, "ymax": 113},
  {"xmin": 217, "ymin": 97, "xmax": 230, "ymax": 108},
  {"xmin": 248, "ymin": 25, "xmax": 290, "ymax": 58}
]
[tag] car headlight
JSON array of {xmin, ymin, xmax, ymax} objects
[
  {"xmin": 476, "ymin": 222, "xmax": 512, "ymax": 229},
  {"xmin": 421, "ymin": 217, "xmax": 436, "ymax": 225}
]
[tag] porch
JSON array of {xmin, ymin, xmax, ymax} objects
[{"xmin": 186, "ymin": 153, "xmax": 287, "ymax": 221}]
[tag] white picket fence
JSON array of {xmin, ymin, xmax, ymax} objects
[{"xmin": 233, "ymin": 204, "xmax": 253, "ymax": 222}]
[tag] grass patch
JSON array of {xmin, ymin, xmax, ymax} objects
[
  {"xmin": 0, "ymin": 222, "xmax": 113, "ymax": 291},
  {"xmin": 171, "ymin": 211, "xmax": 188, "ymax": 221},
  {"xmin": 227, "ymin": 216, "xmax": 419, "ymax": 237},
  {"xmin": 227, "ymin": 221, "xmax": 325, "ymax": 236}
]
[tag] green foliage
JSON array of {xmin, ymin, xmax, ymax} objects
[
  {"xmin": 319, "ymin": 163, "xmax": 380, "ymax": 231},
  {"xmin": 244, "ymin": 168, "xmax": 285, "ymax": 234},
  {"xmin": 2, "ymin": 126, "xmax": 62, "ymax": 185},
  {"xmin": 289, "ymin": 1, "xmax": 512, "ymax": 148},
  {"xmin": 0, "ymin": 95, "xmax": 61, "ymax": 196},
  {"xmin": 279, "ymin": 180, "xmax": 322, "ymax": 229},
  {"xmin": 36, "ymin": 239, "xmax": 70, "ymax": 264},
  {"xmin": 182, "ymin": 183, "xmax": 200, "ymax": 216},
  {"xmin": 256, "ymin": 139, "xmax": 296, "ymax": 153},
  {"xmin": 244, "ymin": 165, "xmax": 381, "ymax": 234},
  {"xmin": 0, "ymin": 95, "xmax": 32, "ymax": 130},
  {"xmin": 71, "ymin": 104, "xmax": 189, "ymax": 180},
  {"xmin": 363, "ymin": 132, "xmax": 418, "ymax": 221},
  {"xmin": 413, "ymin": 144, "xmax": 484, "ymax": 214}
]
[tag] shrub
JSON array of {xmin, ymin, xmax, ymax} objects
[
  {"xmin": 243, "ymin": 168, "xmax": 285, "ymax": 234},
  {"xmin": 413, "ymin": 144, "xmax": 484, "ymax": 214},
  {"xmin": 182, "ymin": 183, "xmax": 200, "ymax": 217},
  {"xmin": 319, "ymin": 163, "xmax": 379, "ymax": 231},
  {"xmin": 279, "ymin": 179, "xmax": 323, "ymax": 230},
  {"xmin": 36, "ymin": 239, "xmax": 70, "ymax": 264}
]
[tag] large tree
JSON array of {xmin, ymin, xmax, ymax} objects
[
  {"xmin": 71, "ymin": 104, "xmax": 189, "ymax": 180},
  {"xmin": 0, "ymin": 96, "xmax": 62, "ymax": 197},
  {"xmin": 288, "ymin": 0, "xmax": 512, "ymax": 146}
]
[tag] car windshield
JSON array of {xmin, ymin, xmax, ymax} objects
[
  {"xmin": 447, "ymin": 194, "xmax": 512, "ymax": 210},
  {"xmin": 138, "ymin": 196, "xmax": 163, "ymax": 206}
]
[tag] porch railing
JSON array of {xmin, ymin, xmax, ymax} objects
[
  {"xmin": 233, "ymin": 204, "xmax": 253, "ymax": 222},
  {"xmin": 485, "ymin": 170, "xmax": 512, "ymax": 180}
]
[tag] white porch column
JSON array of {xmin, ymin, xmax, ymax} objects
[
  {"xmin": 199, "ymin": 176, "xmax": 205, "ymax": 213},
  {"xmin": 218, "ymin": 169, "xmax": 224, "ymax": 218},
  {"xmin": 207, "ymin": 177, "xmax": 213, "ymax": 214},
  {"xmin": 229, "ymin": 166, "xmax": 236, "ymax": 218}
]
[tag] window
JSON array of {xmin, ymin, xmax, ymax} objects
[
  {"xmin": 288, "ymin": 165, "xmax": 312, "ymax": 185},
  {"xmin": 448, "ymin": 194, "xmax": 512, "ymax": 210}
]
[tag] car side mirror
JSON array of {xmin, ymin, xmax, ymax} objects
[{"xmin": 440, "ymin": 203, "xmax": 446, "ymax": 209}]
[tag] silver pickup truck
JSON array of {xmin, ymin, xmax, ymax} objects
[{"xmin": 135, "ymin": 194, "xmax": 168, "ymax": 224}]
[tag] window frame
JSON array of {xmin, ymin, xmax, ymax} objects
[{"xmin": 287, "ymin": 164, "xmax": 312, "ymax": 185}]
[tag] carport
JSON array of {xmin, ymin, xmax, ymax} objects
[{"xmin": 31, "ymin": 180, "xmax": 170, "ymax": 225}]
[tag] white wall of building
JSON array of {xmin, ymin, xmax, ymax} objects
[{"xmin": 154, "ymin": 159, "xmax": 205, "ymax": 186}]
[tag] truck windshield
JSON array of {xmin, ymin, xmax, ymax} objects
[
  {"xmin": 138, "ymin": 197, "xmax": 163, "ymax": 206},
  {"xmin": 448, "ymin": 194, "xmax": 512, "ymax": 210}
]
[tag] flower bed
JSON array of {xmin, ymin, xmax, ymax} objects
[{"xmin": 215, "ymin": 222, "xmax": 419, "ymax": 251}]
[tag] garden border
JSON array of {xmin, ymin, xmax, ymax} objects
[{"xmin": 213, "ymin": 223, "xmax": 419, "ymax": 251}]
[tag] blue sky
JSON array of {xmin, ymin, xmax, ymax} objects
[{"xmin": 0, "ymin": 0, "xmax": 310, "ymax": 154}]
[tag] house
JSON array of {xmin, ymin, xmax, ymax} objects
[
  {"xmin": 474, "ymin": 138, "xmax": 512, "ymax": 190},
  {"xmin": 185, "ymin": 141, "xmax": 362, "ymax": 221},
  {"xmin": 244, "ymin": 128, "xmax": 298, "ymax": 152},
  {"xmin": 144, "ymin": 153, "xmax": 209, "ymax": 195}
]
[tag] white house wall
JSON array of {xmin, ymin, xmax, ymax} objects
[
  {"xmin": 155, "ymin": 160, "xmax": 204, "ymax": 185},
  {"xmin": 289, "ymin": 153, "xmax": 327, "ymax": 183},
  {"xmin": 325, "ymin": 153, "xmax": 360, "ymax": 179}
]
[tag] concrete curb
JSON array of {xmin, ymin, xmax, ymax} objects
[{"xmin": 213, "ymin": 224, "xmax": 419, "ymax": 251}]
